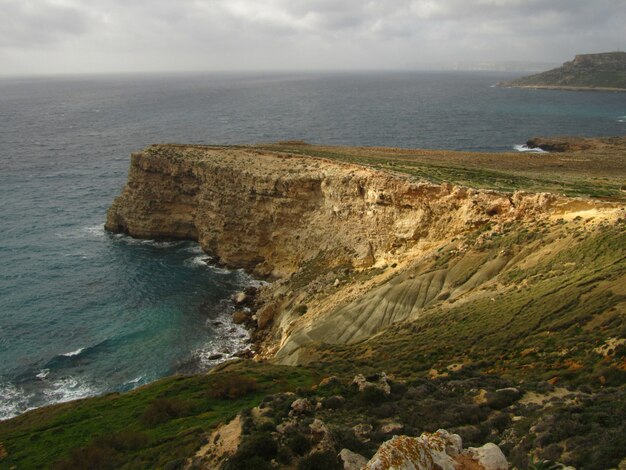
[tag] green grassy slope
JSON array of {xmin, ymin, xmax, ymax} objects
[{"xmin": 0, "ymin": 363, "xmax": 314, "ymax": 469}]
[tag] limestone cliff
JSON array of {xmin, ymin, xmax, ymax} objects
[
  {"xmin": 107, "ymin": 145, "xmax": 553, "ymax": 277},
  {"xmin": 106, "ymin": 144, "xmax": 623, "ymax": 364}
]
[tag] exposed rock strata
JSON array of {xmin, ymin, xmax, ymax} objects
[
  {"xmin": 106, "ymin": 145, "xmax": 555, "ymax": 278},
  {"xmin": 106, "ymin": 144, "xmax": 620, "ymax": 363}
]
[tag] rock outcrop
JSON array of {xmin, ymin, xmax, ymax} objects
[{"xmin": 364, "ymin": 430, "xmax": 508, "ymax": 470}]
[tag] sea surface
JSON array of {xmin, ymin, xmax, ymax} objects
[{"xmin": 0, "ymin": 71, "xmax": 624, "ymax": 419}]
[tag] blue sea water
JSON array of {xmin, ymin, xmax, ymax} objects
[{"xmin": 0, "ymin": 71, "xmax": 624, "ymax": 419}]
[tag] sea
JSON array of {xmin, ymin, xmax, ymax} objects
[{"xmin": 0, "ymin": 71, "xmax": 624, "ymax": 420}]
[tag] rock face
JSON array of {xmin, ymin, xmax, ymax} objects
[{"xmin": 106, "ymin": 145, "xmax": 555, "ymax": 280}]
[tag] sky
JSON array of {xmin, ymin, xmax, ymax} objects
[{"xmin": 1, "ymin": 0, "xmax": 625, "ymax": 75}]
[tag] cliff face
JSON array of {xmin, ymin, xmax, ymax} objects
[
  {"xmin": 107, "ymin": 144, "xmax": 623, "ymax": 365},
  {"xmin": 107, "ymin": 144, "xmax": 554, "ymax": 279}
]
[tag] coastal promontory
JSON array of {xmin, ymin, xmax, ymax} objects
[{"xmin": 499, "ymin": 52, "xmax": 626, "ymax": 91}]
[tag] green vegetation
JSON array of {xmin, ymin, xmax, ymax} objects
[
  {"xmin": 0, "ymin": 362, "xmax": 314, "ymax": 469},
  {"xmin": 258, "ymin": 142, "xmax": 626, "ymax": 200}
]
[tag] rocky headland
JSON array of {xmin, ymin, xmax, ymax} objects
[
  {"xmin": 1, "ymin": 138, "xmax": 625, "ymax": 469},
  {"xmin": 499, "ymin": 52, "xmax": 626, "ymax": 91}
]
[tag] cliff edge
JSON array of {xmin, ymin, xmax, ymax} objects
[{"xmin": 106, "ymin": 142, "xmax": 625, "ymax": 366}]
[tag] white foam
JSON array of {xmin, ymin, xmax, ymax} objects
[
  {"xmin": 513, "ymin": 144, "xmax": 548, "ymax": 153},
  {"xmin": 125, "ymin": 375, "xmax": 145, "ymax": 385},
  {"xmin": 184, "ymin": 255, "xmax": 212, "ymax": 268},
  {"xmin": 183, "ymin": 244, "xmax": 205, "ymax": 254},
  {"xmin": 194, "ymin": 309, "xmax": 251, "ymax": 367},
  {"xmin": 36, "ymin": 369, "xmax": 50, "ymax": 379},
  {"xmin": 82, "ymin": 224, "xmax": 105, "ymax": 237},
  {"xmin": 62, "ymin": 347, "xmax": 85, "ymax": 357},
  {"xmin": 43, "ymin": 376, "xmax": 97, "ymax": 404},
  {"xmin": 0, "ymin": 382, "xmax": 34, "ymax": 421},
  {"xmin": 208, "ymin": 265, "xmax": 232, "ymax": 275}
]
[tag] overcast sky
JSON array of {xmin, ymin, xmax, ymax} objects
[{"xmin": 1, "ymin": 0, "xmax": 625, "ymax": 75}]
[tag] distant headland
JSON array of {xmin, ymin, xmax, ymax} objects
[{"xmin": 499, "ymin": 51, "xmax": 626, "ymax": 91}]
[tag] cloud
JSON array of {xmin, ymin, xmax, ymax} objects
[
  {"xmin": 0, "ymin": 0, "xmax": 624, "ymax": 74},
  {"xmin": 0, "ymin": 0, "xmax": 94, "ymax": 48}
]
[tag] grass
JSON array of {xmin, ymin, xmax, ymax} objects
[
  {"xmin": 309, "ymin": 224, "xmax": 626, "ymax": 386},
  {"xmin": 0, "ymin": 362, "xmax": 315, "ymax": 469},
  {"xmin": 256, "ymin": 142, "xmax": 626, "ymax": 200}
]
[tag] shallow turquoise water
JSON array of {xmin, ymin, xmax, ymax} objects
[{"xmin": 0, "ymin": 71, "xmax": 624, "ymax": 419}]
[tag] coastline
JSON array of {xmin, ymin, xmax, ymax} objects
[{"xmin": 498, "ymin": 84, "xmax": 626, "ymax": 92}]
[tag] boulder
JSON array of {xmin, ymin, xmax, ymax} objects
[
  {"xmin": 290, "ymin": 398, "xmax": 314, "ymax": 415},
  {"xmin": 464, "ymin": 443, "xmax": 508, "ymax": 470},
  {"xmin": 339, "ymin": 448, "xmax": 369, "ymax": 470},
  {"xmin": 352, "ymin": 372, "xmax": 391, "ymax": 395},
  {"xmin": 365, "ymin": 430, "xmax": 462, "ymax": 470},
  {"xmin": 353, "ymin": 423, "xmax": 373, "ymax": 442},
  {"xmin": 232, "ymin": 291, "xmax": 247, "ymax": 305},
  {"xmin": 380, "ymin": 422, "xmax": 404, "ymax": 435},
  {"xmin": 232, "ymin": 310, "xmax": 248, "ymax": 324},
  {"xmin": 256, "ymin": 303, "xmax": 276, "ymax": 329}
]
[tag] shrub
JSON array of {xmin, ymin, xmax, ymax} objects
[
  {"xmin": 53, "ymin": 445, "xmax": 121, "ymax": 470},
  {"xmin": 237, "ymin": 434, "xmax": 278, "ymax": 461},
  {"xmin": 360, "ymin": 386, "xmax": 388, "ymax": 405},
  {"xmin": 286, "ymin": 433, "xmax": 311, "ymax": 455},
  {"xmin": 140, "ymin": 397, "xmax": 192, "ymax": 425},
  {"xmin": 52, "ymin": 430, "xmax": 149, "ymax": 470},
  {"xmin": 207, "ymin": 375, "xmax": 258, "ymax": 400},
  {"xmin": 223, "ymin": 455, "xmax": 273, "ymax": 470},
  {"xmin": 298, "ymin": 451, "xmax": 342, "ymax": 470}
]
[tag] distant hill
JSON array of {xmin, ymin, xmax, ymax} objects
[{"xmin": 499, "ymin": 52, "xmax": 626, "ymax": 91}]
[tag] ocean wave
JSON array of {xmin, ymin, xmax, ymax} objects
[
  {"xmin": 183, "ymin": 244, "xmax": 205, "ymax": 254},
  {"xmin": 110, "ymin": 234, "xmax": 184, "ymax": 248},
  {"xmin": 42, "ymin": 376, "xmax": 97, "ymax": 404},
  {"xmin": 62, "ymin": 347, "xmax": 85, "ymax": 357},
  {"xmin": 513, "ymin": 144, "xmax": 548, "ymax": 153},
  {"xmin": 45, "ymin": 339, "xmax": 112, "ymax": 370},
  {"xmin": 184, "ymin": 255, "xmax": 213, "ymax": 268},
  {"xmin": 0, "ymin": 382, "xmax": 35, "ymax": 421},
  {"xmin": 125, "ymin": 375, "xmax": 145, "ymax": 385}
]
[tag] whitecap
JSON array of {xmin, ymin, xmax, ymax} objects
[
  {"xmin": 0, "ymin": 382, "xmax": 34, "ymax": 421},
  {"xmin": 62, "ymin": 347, "xmax": 85, "ymax": 357},
  {"xmin": 43, "ymin": 376, "xmax": 97, "ymax": 404},
  {"xmin": 36, "ymin": 369, "xmax": 50, "ymax": 379},
  {"xmin": 125, "ymin": 375, "xmax": 145, "ymax": 385},
  {"xmin": 513, "ymin": 144, "xmax": 547, "ymax": 153}
]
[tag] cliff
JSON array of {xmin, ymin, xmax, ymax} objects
[
  {"xmin": 106, "ymin": 144, "xmax": 555, "ymax": 279},
  {"xmin": 1, "ymin": 141, "xmax": 624, "ymax": 469},
  {"xmin": 499, "ymin": 52, "xmax": 626, "ymax": 91},
  {"xmin": 106, "ymin": 143, "xmax": 624, "ymax": 365}
]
